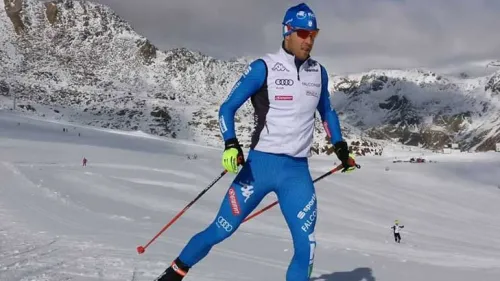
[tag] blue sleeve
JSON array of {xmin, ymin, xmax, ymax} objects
[
  {"xmin": 218, "ymin": 59, "xmax": 267, "ymax": 141},
  {"xmin": 317, "ymin": 65, "xmax": 343, "ymax": 144}
]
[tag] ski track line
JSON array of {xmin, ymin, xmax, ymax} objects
[
  {"xmin": 93, "ymin": 163, "xmax": 200, "ymax": 180},
  {"xmin": 108, "ymin": 175, "xmax": 201, "ymax": 191},
  {"xmin": 13, "ymin": 161, "xmax": 201, "ymax": 181},
  {"xmin": 6, "ymin": 164, "xmax": 88, "ymax": 231},
  {"xmin": 0, "ymin": 239, "xmax": 58, "ymax": 262},
  {"xmin": 14, "ymin": 161, "xmax": 214, "ymax": 195},
  {"xmin": 0, "ymin": 235, "xmax": 141, "ymax": 281},
  {"xmin": 0, "ymin": 237, "xmax": 63, "ymax": 281}
]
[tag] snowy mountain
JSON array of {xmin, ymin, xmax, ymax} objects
[
  {"xmin": 1, "ymin": 0, "xmax": 499, "ymax": 155},
  {"xmin": 331, "ymin": 67, "xmax": 500, "ymax": 151},
  {"xmin": 1, "ymin": 0, "xmax": 382, "ymax": 156}
]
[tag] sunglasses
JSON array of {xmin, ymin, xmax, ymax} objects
[{"xmin": 288, "ymin": 26, "xmax": 319, "ymax": 39}]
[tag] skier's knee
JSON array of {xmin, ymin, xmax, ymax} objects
[{"xmin": 291, "ymin": 231, "xmax": 316, "ymax": 266}]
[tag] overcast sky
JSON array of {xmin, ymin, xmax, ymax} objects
[{"xmin": 93, "ymin": 0, "xmax": 500, "ymax": 75}]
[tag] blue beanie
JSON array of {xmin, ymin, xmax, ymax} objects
[{"xmin": 282, "ymin": 3, "xmax": 319, "ymax": 37}]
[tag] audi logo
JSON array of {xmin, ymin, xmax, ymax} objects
[
  {"xmin": 217, "ymin": 216, "xmax": 233, "ymax": 232},
  {"xmin": 275, "ymin": 79, "xmax": 294, "ymax": 86}
]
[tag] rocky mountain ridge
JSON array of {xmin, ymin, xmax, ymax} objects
[{"xmin": 331, "ymin": 68, "xmax": 500, "ymax": 151}]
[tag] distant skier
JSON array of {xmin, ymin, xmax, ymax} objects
[
  {"xmin": 391, "ymin": 220, "xmax": 404, "ymax": 243},
  {"xmin": 82, "ymin": 157, "xmax": 87, "ymax": 167}
]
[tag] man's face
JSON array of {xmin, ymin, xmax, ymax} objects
[{"xmin": 285, "ymin": 28, "xmax": 318, "ymax": 60}]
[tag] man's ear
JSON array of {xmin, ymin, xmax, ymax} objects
[{"xmin": 284, "ymin": 34, "xmax": 291, "ymax": 43}]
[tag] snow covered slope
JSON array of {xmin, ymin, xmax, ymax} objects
[
  {"xmin": 1, "ymin": 110, "xmax": 500, "ymax": 281},
  {"xmin": 1, "ymin": 0, "xmax": 499, "ymax": 154}
]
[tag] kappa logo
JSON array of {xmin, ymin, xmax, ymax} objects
[
  {"xmin": 275, "ymin": 79, "xmax": 294, "ymax": 86},
  {"xmin": 272, "ymin": 62, "xmax": 289, "ymax": 72},
  {"xmin": 240, "ymin": 184, "xmax": 254, "ymax": 203},
  {"xmin": 216, "ymin": 216, "xmax": 233, "ymax": 232},
  {"xmin": 228, "ymin": 187, "xmax": 241, "ymax": 215}
]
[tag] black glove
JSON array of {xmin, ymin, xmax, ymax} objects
[
  {"xmin": 224, "ymin": 138, "xmax": 245, "ymax": 165},
  {"xmin": 333, "ymin": 140, "xmax": 358, "ymax": 172}
]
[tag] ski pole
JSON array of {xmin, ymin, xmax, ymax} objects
[
  {"xmin": 137, "ymin": 169, "xmax": 228, "ymax": 254},
  {"xmin": 242, "ymin": 162, "xmax": 360, "ymax": 223}
]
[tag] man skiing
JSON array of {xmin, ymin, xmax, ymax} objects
[
  {"xmin": 154, "ymin": 3, "xmax": 357, "ymax": 281},
  {"xmin": 391, "ymin": 220, "xmax": 404, "ymax": 243}
]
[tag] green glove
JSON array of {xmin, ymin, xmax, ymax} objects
[
  {"xmin": 222, "ymin": 138, "xmax": 244, "ymax": 173},
  {"xmin": 342, "ymin": 153, "xmax": 358, "ymax": 174},
  {"xmin": 333, "ymin": 141, "xmax": 360, "ymax": 173}
]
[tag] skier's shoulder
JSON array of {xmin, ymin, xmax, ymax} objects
[{"xmin": 241, "ymin": 58, "xmax": 267, "ymax": 79}]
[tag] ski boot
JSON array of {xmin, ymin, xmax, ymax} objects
[{"xmin": 154, "ymin": 258, "xmax": 190, "ymax": 281}]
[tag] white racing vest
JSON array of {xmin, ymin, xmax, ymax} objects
[
  {"xmin": 250, "ymin": 47, "xmax": 323, "ymax": 158},
  {"xmin": 392, "ymin": 225, "xmax": 403, "ymax": 233}
]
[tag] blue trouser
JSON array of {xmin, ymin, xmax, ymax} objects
[{"xmin": 178, "ymin": 149, "xmax": 318, "ymax": 281}]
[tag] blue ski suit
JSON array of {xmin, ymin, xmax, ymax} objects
[{"xmin": 178, "ymin": 46, "xmax": 344, "ymax": 281}]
